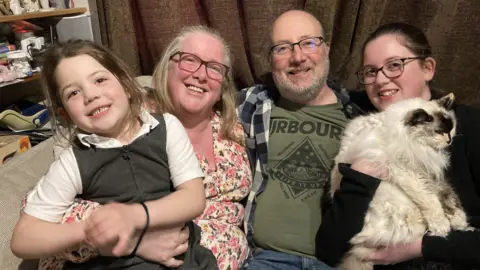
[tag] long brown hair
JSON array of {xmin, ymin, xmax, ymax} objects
[
  {"xmin": 152, "ymin": 25, "xmax": 243, "ymax": 145},
  {"xmin": 41, "ymin": 39, "xmax": 145, "ymax": 142}
]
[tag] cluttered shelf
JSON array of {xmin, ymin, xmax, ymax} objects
[
  {"xmin": 0, "ymin": 98, "xmax": 51, "ymax": 164},
  {"xmin": 0, "ymin": 7, "xmax": 87, "ymax": 23},
  {"xmin": 0, "ymin": 3, "xmax": 92, "ymax": 167},
  {"xmin": 0, "ymin": 72, "xmax": 40, "ymax": 88}
]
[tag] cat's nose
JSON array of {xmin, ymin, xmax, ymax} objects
[{"xmin": 435, "ymin": 116, "xmax": 453, "ymax": 134}]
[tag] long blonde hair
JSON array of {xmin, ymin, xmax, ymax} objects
[{"xmin": 152, "ymin": 25, "xmax": 242, "ymax": 145}]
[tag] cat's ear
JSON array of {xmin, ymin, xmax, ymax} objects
[{"xmin": 437, "ymin": 93, "xmax": 455, "ymax": 110}]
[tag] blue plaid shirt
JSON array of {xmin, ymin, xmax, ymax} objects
[{"xmin": 237, "ymin": 81, "xmax": 365, "ymax": 251}]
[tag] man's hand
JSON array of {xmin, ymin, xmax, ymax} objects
[
  {"xmin": 83, "ymin": 202, "xmax": 142, "ymax": 257},
  {"xmin": 367, "ymin": 238, "xmax": 423, "ymax": 265},
  {"xmin": 136, "ymin": 224, "xmax": 189, "ymax": 268}
]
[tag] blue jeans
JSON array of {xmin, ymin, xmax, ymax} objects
[{"xmin": 242, "ymin": 249, "xmax": 335, "ymax": 270}]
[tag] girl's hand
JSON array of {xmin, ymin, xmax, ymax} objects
[
  {"xmin": 367, "ymin": 238, "xmax": 423, "ymax": 265},
  {"xmin": 83, "ymin": 202, "xmax": 141, "ymax": 256},
  {"xmin": 135, "ymin": 224, "xmax": 189, "ymax": 268}
]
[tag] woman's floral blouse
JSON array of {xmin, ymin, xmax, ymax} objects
[{"xmin": 194, "ymin": 114, "xmax": 252, "ymax": 270}]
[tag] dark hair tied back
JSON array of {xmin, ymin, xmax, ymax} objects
[{"xmin": 363, "ymin": 22, "xmax": 432, "ymax": 58}]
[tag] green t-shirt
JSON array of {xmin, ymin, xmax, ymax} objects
[{"xmin": 253, "ymin": 97, "xmax": 348, "ymax": 258}]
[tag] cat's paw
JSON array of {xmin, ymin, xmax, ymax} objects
[
  {"xmin": 427, "ymin": 218, "xmax": 451, "ymax": 237},
  {"xmin": 448, "ymin": 211, "xmax": 469, "ymax": 231}
]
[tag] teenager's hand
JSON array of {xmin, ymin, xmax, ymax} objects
[
  {"xmin": 351, "ymin": 159, "xmax": 388, "ymax": 180},
  {"xmin": 135, "ymin": 224, "xmax": 189, "ymax": 268},
  {"xmin": 367, "ymin": 238, "xmax": 423, "ymax": 265},
  {"xmin": 83, "ymin": 202, "xmax": 142, "ymax": 256}
]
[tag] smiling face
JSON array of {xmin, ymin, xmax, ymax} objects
[
  {"xmin": 270, "ymin": 10, "xmax": 330, "ymax": 104},
  {"xmin": 167, "ymin": 32, "xmax": 225, "ymax": 117},
  {"xmin": 55, "ymin": 54, "xmax": 132, "ymax": 139},
  {"xmin": 363, "ymin": 34, "xmax": 435, "ymax": 111}
]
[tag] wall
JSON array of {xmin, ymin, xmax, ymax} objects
[{"xmin": 73, "ymin": 0, "xmax": 91, "ymax": 15}]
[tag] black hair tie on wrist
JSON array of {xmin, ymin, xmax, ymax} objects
[{"xmin": 130, "ymin": 202, "xmax": 150, "ymax": 257}]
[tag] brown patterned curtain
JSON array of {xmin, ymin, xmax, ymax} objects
[{"xmin": 96, "ymin": 0, "xmax": 480, "ymax": 106}]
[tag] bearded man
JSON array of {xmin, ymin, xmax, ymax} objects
[{"xmin": 238, "ymin": 9, "xmax": 366, "ymax": 270}]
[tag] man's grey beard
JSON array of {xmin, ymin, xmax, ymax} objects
[{"xmin": 273, "ymin": 61, "xmax": 330, "ymax": 104}]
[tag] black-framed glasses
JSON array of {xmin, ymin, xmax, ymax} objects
[
  {"xmin": 356, "ymin": 56, "xmax": 426, "ymax": 85},
  {"xmin": 169, "ymin": 51, "xmax": 230, "ymax": 81},
  {"xmin": 270, "ymin": 37, "xmax": 325, "ymax": 58}
]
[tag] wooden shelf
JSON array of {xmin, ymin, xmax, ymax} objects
[
  {"xmin": 22, "ymin": 73, "xmax": 41, "ymax": 83},
  {"xmin": 0, "ymin": 8, "xmax": 87, "ymax": 23},
  {"xmin": 0, "ymin": 73, "xmax": 40, "ymax": 88}
]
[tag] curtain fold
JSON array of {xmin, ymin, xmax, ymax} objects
[
  {"xmin": 96, "ymin": 0, "xmax": 480, "ymax": 106},
  {"xmin": 96, "ymin": 0, "xmax": 141, "ymax": 75}
]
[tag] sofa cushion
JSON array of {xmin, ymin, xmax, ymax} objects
[{"xmin": 0, "ymin": 137, "xmax": 55, "ymax": 269}]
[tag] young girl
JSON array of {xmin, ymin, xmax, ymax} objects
[{"xmin": 10, "ymin": 40, "xmax": 218, "ymax": 270}]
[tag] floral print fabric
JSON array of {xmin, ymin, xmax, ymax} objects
[{"xmin": 194, "ymin": 114, "xmax": 252, "ymax": 269}]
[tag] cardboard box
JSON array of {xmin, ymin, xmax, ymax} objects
[{"xmin": 0, "ymin": 135, "xmax": 31, "ymax": 166}]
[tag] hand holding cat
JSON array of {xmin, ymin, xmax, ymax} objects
[
  {"xmin": 351, "ymin": 159, "xmax": 388, "ymax": 179},
  {"xmin": 353, "ymin": 159, "xmax": 425, "ymax": 264},
  {"xmin": 367, "ymin": 238, "xmax": 423, "ymax": 265}
]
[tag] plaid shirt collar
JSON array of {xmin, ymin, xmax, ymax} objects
[{"xmin": 237, "ymin": 80, "xmax": 365, "ymax": 247}]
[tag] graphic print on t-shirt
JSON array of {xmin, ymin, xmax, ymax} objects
[
  {"xmin": 265, "ymin": 100, "xmax": 346, "ymax": 202},
  {"xmin": 270, "ymin": 137, "xmax": 330, "ymax": 199},
  {"xmin": 252, "ymin": 100, "xmax": 348, "ymax": 257}
]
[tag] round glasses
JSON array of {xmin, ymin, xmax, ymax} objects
[
  {"xmin": 270, "ymin": 37, "xmax": 325, "ymax": 59},
  {"xmin": 356, "ymin": 56, "xmax": 426, "ymax": 85},
  {"xmin": 169, "ymin": 52, "xmax": 230, "ymax": 81}
]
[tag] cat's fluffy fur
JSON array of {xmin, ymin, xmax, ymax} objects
[{"xmin": 330, "ymin": 94, "xmax": 470, "ymax": 270}]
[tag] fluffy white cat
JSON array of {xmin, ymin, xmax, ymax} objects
[{"xmin": 330, "ymin": 94, "xmax": 470, "ymax": 270}]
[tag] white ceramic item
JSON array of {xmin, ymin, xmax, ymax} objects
[{"xmin": 40, "ymin": 0, "xmax": 49, "ymax": 9}]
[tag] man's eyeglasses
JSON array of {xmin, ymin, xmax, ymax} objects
[
  {"xmin": 356, "ymin": 56, "xmax": 426, "ymax": 85},
  {"xmin": 270, "ymin": 37, "xmax": 325, "ymax": 58},
  {"xmin": 169, "ymin": 52, "xmax": 230, "ymax": 81}
]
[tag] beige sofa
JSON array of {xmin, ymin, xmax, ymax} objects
[{"xmin": 0, "ymin": 137, "xmax": 55, "ymax": 269}]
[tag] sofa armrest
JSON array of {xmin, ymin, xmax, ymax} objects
[{"xmin": 0, "ymin": 137, "xmax": 55, "ymax": 269}]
